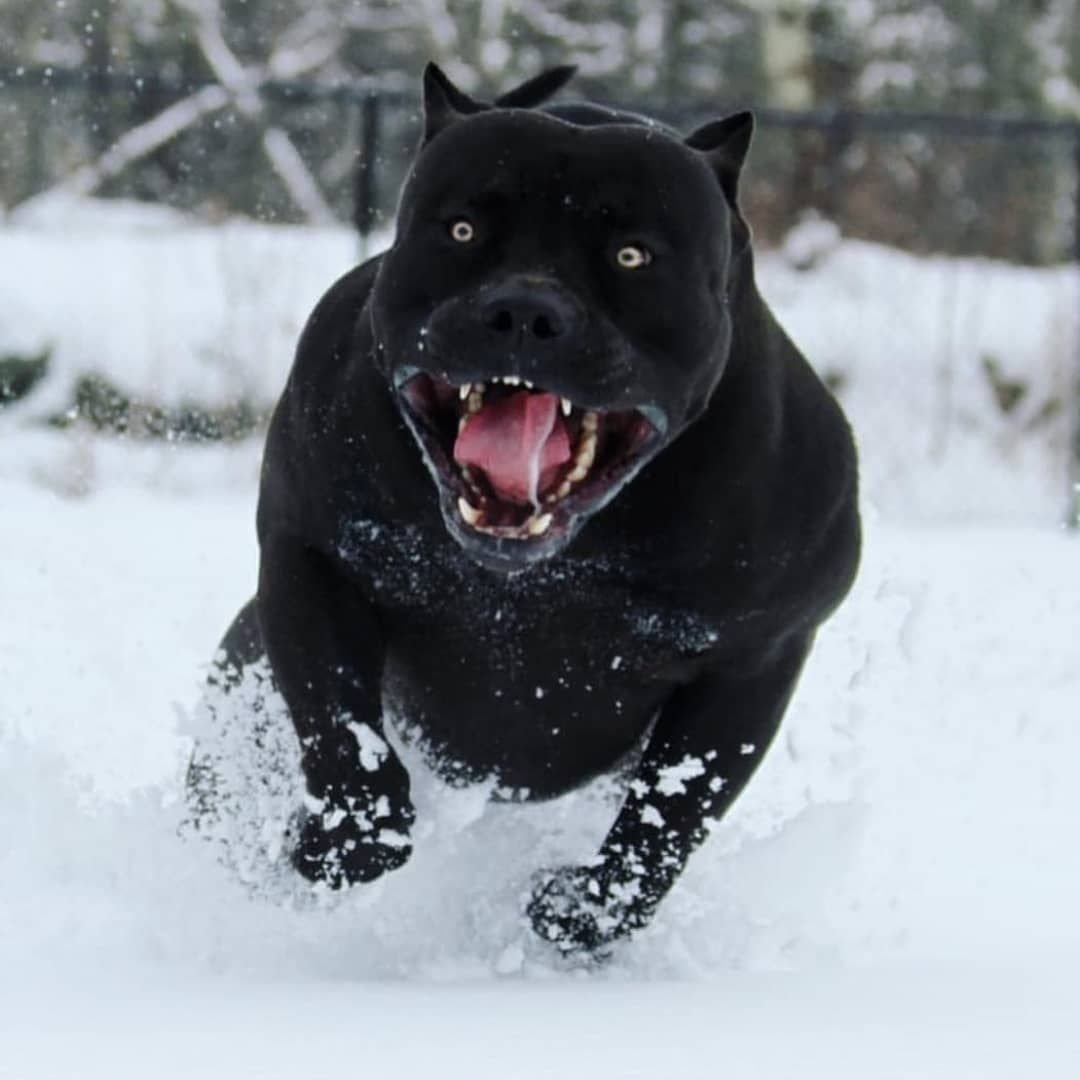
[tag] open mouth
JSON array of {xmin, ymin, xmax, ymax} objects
[{"xmin": 395, "ymin": 370, "xmax": 664, "ymax": 544}]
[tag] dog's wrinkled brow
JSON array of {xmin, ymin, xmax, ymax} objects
[{"xmin": 452, "ymin": 178, "xmax": 646, "ymax": 230}]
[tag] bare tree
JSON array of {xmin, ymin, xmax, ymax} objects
[
  {"xmin": 169, "ymin": 0, "xmax": 338, "ymax": 223},
  {"xmin": 19, "ymin": 0, "xmax": 344, "ymax": 222}
]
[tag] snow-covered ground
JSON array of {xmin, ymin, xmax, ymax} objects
[
  {"xmin": 2, "ymin": 204, "xmax": 1079, "ymax": 1076},
  {"xmin": 3, "ymin": 480, "xmax": 1077, "ymax": 1076}
]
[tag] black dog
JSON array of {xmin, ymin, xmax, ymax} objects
[{"xmin": 191, "ymin": 64, "xmax": 860, "ymax": 955}]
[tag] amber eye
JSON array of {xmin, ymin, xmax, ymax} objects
[
  {"xmin": 616, "ymin": 244, "xmax": 651, "ymax": 269},
  {"xmin": 450, "ymin": 219, "xmax": 475, "ymax": 243}
]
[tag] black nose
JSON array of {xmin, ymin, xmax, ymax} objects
[{"xmin": 479, "ymin": 282, "xmax": 581, "ymax": 344}]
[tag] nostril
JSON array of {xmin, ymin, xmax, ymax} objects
[
  {"xmin": 532, "ymin": 314, "xmax": 561, "ymax": 340},
  {"xmin": 486, "ymin": 308, "xmax": 514, "ymax": 334},
  {"xmin": 480, "ymin": 288, "xmax": 576, "ymax": 342}
]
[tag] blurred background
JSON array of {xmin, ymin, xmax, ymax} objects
[{"xmin": 1, "ymin": 0, "xmax": 1078, "ymax": 524}]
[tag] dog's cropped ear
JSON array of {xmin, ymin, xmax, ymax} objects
[
  {"xmin": 685, "ymin": 111, "xmax": 755, "ymax": 207},
  {"xmin": 495, "ymin": 65, "xmax": 577, "ymax": 108},
  {"xmin": 422, "ymin": 63, "xmax": 487, "ymax": 143}
]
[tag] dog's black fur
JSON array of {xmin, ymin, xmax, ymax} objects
[{"xmin": 193, "ymin": 64, "xmax": 860, "ymax": 954}]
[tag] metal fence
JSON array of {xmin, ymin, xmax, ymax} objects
[
  {"xmin": 4, "ymin": 65, "xmax": 1080, "ymax": 260},
  {"xmin": 2, "ymin": 66, "xmax": 1079, "ymax": 524}
]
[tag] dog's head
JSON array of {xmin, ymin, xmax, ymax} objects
[{"xmin": 371, "ymin": 64, "xmax": 754, "ymax": 572}]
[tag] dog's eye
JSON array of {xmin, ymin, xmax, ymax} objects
[
  {"xmin": 615, "ymin": 245, "xmax": 651, "ymax": 270},
  {"xmin": 449, "ymin": 219, "xmax": 475, "ymax": 243}
]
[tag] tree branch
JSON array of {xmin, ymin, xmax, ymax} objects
[{"xmin": 16, "ymin": 83, "xmax": 230, "ymax": 205}]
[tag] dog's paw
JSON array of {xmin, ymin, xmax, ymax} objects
[
  {"xmin": 526, "ymin": 864, "xmax": 650, "ymax": 957},
  {"xmin": 291, "ymin": 791, "xmax": 415, "ymax": 889}
]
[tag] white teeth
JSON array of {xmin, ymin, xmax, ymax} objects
[
  {"xmin": 466, "ymin": 384, "xmax": 484, "ymax": 415},
  {"xmin": 543, "ymin": 414, "xmax": 600, "ymax": 501},
  {"xmin": 561, "ymin": 398, "xmax": 573, "ymax": 417},
  {"xmin": 457, "ymin": 497, "xmax": 482, "ymax": 526},
  {"xmin": 458, "ymin": 383, "xmax": 471, "ymax": 401},
  {"xmin": 565, "ymin": 429, "xmax": 597, "ymax": 484},
  {"xmin": 503, "ymin": 375, "xmax": 521, "ymax": 386},
  {"xmin": 459, "ymin": 507, "xmax": 552, "ymax": 539},
  {"xmin": 577, "ymin": 432, "xmax": 597, "ymax": 468},
  {"xmin": 523, "ymin": 379, "xmax": 535, "ymax": 389},
  {"xmin": 545, "ymin": 479, "xmax": 573, "ymax": 505}
]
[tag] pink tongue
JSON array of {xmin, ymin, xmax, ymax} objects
[{"xmin": 454, "ymin": 391, "xmax": 572, "ymax": 505}]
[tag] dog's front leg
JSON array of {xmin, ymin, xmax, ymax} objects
[
  {"xmin": 528, "ymin": 634, "xmax": 813, "ymax": 955},
  {"xmin": 258, "ymin": 532, "xmax": 414, "ymax": 889}
]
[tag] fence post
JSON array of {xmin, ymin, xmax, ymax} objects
[
  {"xmin": 86, "ymin": 3, "xmax": 113, "ymax": 155},
  {"xmin": 352, "ymin": 93, "xmax": 381, "ymax": 252},
  {"xmin": 1068, "ymin": 129, "xmax": 1080, "ymax": 530}
]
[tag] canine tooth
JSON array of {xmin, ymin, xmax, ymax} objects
[
  {"xmin": 561, "ymin": 398, "xmax": 572, "ymax": 417},
  {"xmin": 523, "ymin": 379, "xmax": 535, "ymax": 389},
  {"xmin": 466, "ymin": 386, "xmax": 484, "ymax": 414},
  {"xmin": 527, "ymin": 513, "xmax": 553, "ymax": 536},
  {"xmin": 458, "ymin": 383, "xmax": 471, "ymax": 401},
  {"xmin": 457, "ymin": 497, "xmax": 482, "ymax": 526},
  {"xmin": 582, "ymin": 410, "xmax": 599, "ymax": 434}
]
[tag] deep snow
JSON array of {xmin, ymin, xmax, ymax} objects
[
  {"xmin": 2, "ymin": 479, "xmax": 1078, "ymax": 1077},
  {"xmin": 2, "ymin": 204, "xmax": 1079, "ymax": 1076}
]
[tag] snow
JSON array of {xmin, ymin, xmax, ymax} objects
[
  {"xmin": 347, "ymin": 720, "xmax": 391, "ymax": 772},
  {"xmin": 4, "ymin": 968, "xmax": 1076, "ymax": 1080},
  {"xmin": 654, "ymin": 755, "xmax": 706, "ymax": 796},
  {"xmin": 0, "ymin": 200, "xmax": 365, "ymax": 414},
  {"xmin": 2, "ymin": 201, "xmax": 1080, "ymax": 1075},
  {"xmin": 1, "ymin": 485, "xmax": 1077, "ymax": 1072}
]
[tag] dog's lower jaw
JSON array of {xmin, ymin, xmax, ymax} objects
[{"xmin": 440, "ymin": 501, "xmax": 578, "ymax": 573}]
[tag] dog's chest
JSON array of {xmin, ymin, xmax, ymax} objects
[
  {"xmin": 338, "ymin": 515, "xmax": 720, "ymax": 678},
  {"xmin": 339, "ymin": 515, "xmax": 724, "ymax": 792}
]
